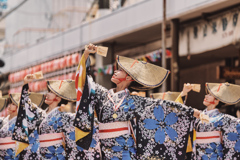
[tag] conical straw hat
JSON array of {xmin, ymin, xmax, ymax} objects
[
  {"xmin": 206, "ymin": 82, "xmax": 240, "ymax": 105},
  {"xmin": 0, "ymin": 98, "xmax": 7, "ymax": 112},
  {"xmin": 10, "ymin": 93, "xmax": 45, "ymax": 107},
  {"xmin": 9, "ymin": 93, "xmax": 21, "ymax": 106},
  {"xmin": 47, "ymin": 80, "xmax": 76, "ymax": 102},
  {"xmin": 151, "ymin": 92, "xmax": 181, "ymax": 101},
  {"xmin": 116, "ymin": 55, "xmax": 170, "ymax": 89}
]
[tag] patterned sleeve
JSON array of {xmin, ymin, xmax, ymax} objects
[
  {"xmin": 12, "ymin": 84, "xmax": 44, "ymax": 144},
  {"xmin": 221, "ymin": 114, "xmax": 240, "ymax": 159},
  {"xmin": 114, "ymin": 95, "xmax": 194, "ymax": 121},
  {"xmin": 62, "ymin": 112, "xmax": 78, "ymax": 159},
  {"xmin": 112, "ymin": 95, "xmax": 195, "ymax": 159}
]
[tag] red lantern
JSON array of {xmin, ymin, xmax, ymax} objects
[
  {"xmin": 33, "ymin": 65, "xmax": 40, "ymax": 73},
  {"xmin": 41, "ymin": 63, "xmax": 47, "ymax": 73},
  {"xmin": 68, "ymin": 72, "xmax": 75, "ymax": 80},
  {"xmin": 8, "ymin": 74, "xmax": 12, "ymax": 82},
  {"xmin": 71, "ymin": 53, "xmax": 80, "ymax": 65},
  {"xmin": 47, "ymin": 61, "xmax": 53, "ymax": 73},
  {"xmin": 59, "ymin": 57, "xmax": 66, "ymax": 69},
  {"xmin": 66, "ymin": 55, "xmax": 72, "ymax": 67},
  {"xmin": 52, "ymin": 59, "xmax": 59, "ymax": 71}
]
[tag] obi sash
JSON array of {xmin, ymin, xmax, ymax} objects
[
  {"xmin": 196, "ymin": 131, "xmax": 221, "ymax": 144},
  {"xmin": 0, "ymin": 137, "xmax": 15, "ymax": 149},
  {"xmin": 99, "ymin": 121, "xmax": 130, "ymax": 139},
  {"xmin": 39, "ymin": 132, "xmax": 64, "ymax": 147}
]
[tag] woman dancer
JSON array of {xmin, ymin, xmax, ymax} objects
[
  {"xmin": 74, "ymin": 44, "xmax": 205, "ymax": 159},
  {"xmin": 0, "ymin": 93, "xmax": 44, "ymax": 160},
  {"xmin": 12, "ymin": 75, "xmax": 100, "ymax": 159}
]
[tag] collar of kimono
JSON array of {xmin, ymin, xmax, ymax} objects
[
  {"xmin": 108, "ymin": 88, "xmax": 128, "ymax": 111},
  {"xmin": 204, "ymin": 109, "xmax": 219, "ymax": 115}
]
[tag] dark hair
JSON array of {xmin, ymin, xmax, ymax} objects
[
  {"xmin": 57, "ymin": 98, "xmax": 68, "ymax": 106},
  {"xmin": 215, "ymin": 101, "xmax": 225, "ymax": 109},
  {"xmin": 6, "ymin": 98, "xmax": 13, "ymax": 106}
]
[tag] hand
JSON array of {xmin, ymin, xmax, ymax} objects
[
  {"xmin": 193, "ymin": 109, "xmax": 200, "ymax": 118},
  {"xmin": 24, "ymin": 74, "xmax": 35, "ymax": 84},
  {"xmin": 85, "ymin": 43, "xmax": 97, "ymax": 54},
  {"xmin": 84, "ymin": 43, "xmax": 97, "ymax": 61},
  {"xmin": 181, "ymin": 83, "xmax": 192, "ymax": 97}
]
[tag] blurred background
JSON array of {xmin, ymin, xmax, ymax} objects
[{"xmin": 0, "ymin": 0, "xmax": 239, "ymax": 116}]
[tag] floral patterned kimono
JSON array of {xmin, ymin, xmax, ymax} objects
[
  {"xmin": 12, "ymin": 84, "xmax": 100, "ymax": 160},
  {"xmin": 0, "ymin": 116, "xmax": 19, "ymax": 160},
  {"xmin": 194, "ymin": 109, "xmax": 224, "ymax": 160},
  {"xmin": 194, "ymin": 109, "xmax": 240, "ymax": 160},
  {"xmin": 74, "ymin": 73, "xmax": 195, "ymax": 160},
  {"xmin": 0, "ymin": 113, "xmax": 41, "ymax": 159}
]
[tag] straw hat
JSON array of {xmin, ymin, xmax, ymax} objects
[
  {"xmin": 0, "ymin": 98, "xmax": 7, "ymax": 112},
  {"xmin": 10, "ymin": 93, "xmax": 45, "ymax": 107},
  {"xmin": 206, "ymin": 82, "xmax": 240, "ymax": 105},
  {"xmin": 116, "ymin": 55, "xmax": 170, "ymax": 89},
  {"xmin": 151, "ymin": 92, "xmax": 181, "ymax": 101},
  {"xmin": 47, "ymin": 80, "xmax": 76, "ymax": 102}
]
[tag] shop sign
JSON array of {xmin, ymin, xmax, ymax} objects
[
  {"xmin": 216, "ymin": 66, "xmax": 240, "ymax": 79},
  {"xmin": 179, "ymin": 10, "xmax": 240, "ymax": 56}
]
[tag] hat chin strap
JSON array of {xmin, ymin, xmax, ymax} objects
[
  {"xmin": 8, "ymin": 108, "xmax": 17, "ymax": 113},
  {"xmin": 204, "ymin": 99, "xmax": 216, "ymax": 105},
  {"xmin": 46, "ymin": 96, "xmax": 59, "ymax": 105},
  {"xmin": 114, "ymin": 74, "xmax": 134, "ymax": 84}
]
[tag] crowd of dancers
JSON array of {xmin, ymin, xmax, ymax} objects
[{"xmin": 0, "ymin": 43, "xmax": 240, "ymax": 160}]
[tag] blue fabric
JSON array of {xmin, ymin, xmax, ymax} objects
[
  {"xmin": 143, "ymin": 105, "xmax": 178, "ymax": 144},
  {"xmin": 122, "ymin": 99, "xmax": 135, "ymax": 112},
  {"xmin": 228, "ymin": 124, "xmax": 240, "ymax": 152},
  {"xmin": 202, "ymin": 143, "xmax": 223, "ymax": 159},
  {"xmin": 112, "ymin": 137, "xmax": 136, "ymax": 159},
  {"xmin": 48, "ymin": 117, "xmax": 63, "ymax": 130}
]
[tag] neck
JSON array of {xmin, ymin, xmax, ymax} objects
[
  {"xmin": 9, "ymin": 112, "xmax": 17, "ymax": 120},
  {"xmin": 206, "ymin": 104, "xmax": 217, "ymax": 111},
  {"xmin": 47, "ymin": 103, "xmax": 58, "ymax": 113},
  {"xmin": 115, "ymin": 84, "xmax": 128, "ymax": 93}
]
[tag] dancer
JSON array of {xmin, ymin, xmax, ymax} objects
[
  {"xmin": 74, "ymin": 44, "xmax": 205, "ymax": 159},
  {"xmin": 0, "ymin": 93, "xmax": 44, "ymax": 159},
  {"xmin": 192, "ymin": 82, "xmax": 240, "ymax": 160},
  {"xmin": 12, "ymin": 75, "xmax": 100, "ymax": 159}
]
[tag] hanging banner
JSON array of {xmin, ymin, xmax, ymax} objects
[{"xmin": 179, "ymin": 10, "xmax": 240, "ymax": 56}]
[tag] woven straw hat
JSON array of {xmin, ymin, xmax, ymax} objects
[
  {"xmin": 10, "ymin": 93, "xmax": 45, "ymax": 107},
  {"xmin": 0, "ymin": 98, "xmax": 7, "ymax": 112},
  {"xmin": 151, "ymin": 92, "xmax": 181, "ymax": 101},
  {"xmin": 116, "ymin": 55, "xmax": 170, "ymax": 89},
  {"xmin": 206, "ymin": 82, "xmax": 240, "ymax": 105},
  {"xmin": 47, "ymin": 80, "xmax": 76, "ymax": 102}
]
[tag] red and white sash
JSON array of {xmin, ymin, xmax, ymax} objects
[
  {"xmin": 196, "ymin": 131, "xmax": 221, "ymax": 144},
  {"xmin": 0, "ymin": 137, "xmax": 16, "ymax": 149},
  {"xmin": 99, "ymin": 121, "xmax": 130, "ymax": 139},
  {"xmin": 39, "ymin": 132, "xmax": 64, "ymax": 147}
]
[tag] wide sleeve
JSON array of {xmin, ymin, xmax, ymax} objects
[
  {"xmin": 113, "ymin": 95, "xmax": 194, "ymax": 122},
  {"xmin": 12, "ymin": 84, "xmax": 44, "ymax": 156},
  {"xmin": 221, "ymin": 114, "xmax": 240, "ymax": 159},
  {"xmin": 74, "ymin": 55, "xmax": 107, "ymax": 150},
  {"xmin": 113, "ymin": 96, "xmax": 195, "ymax": 159}
]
